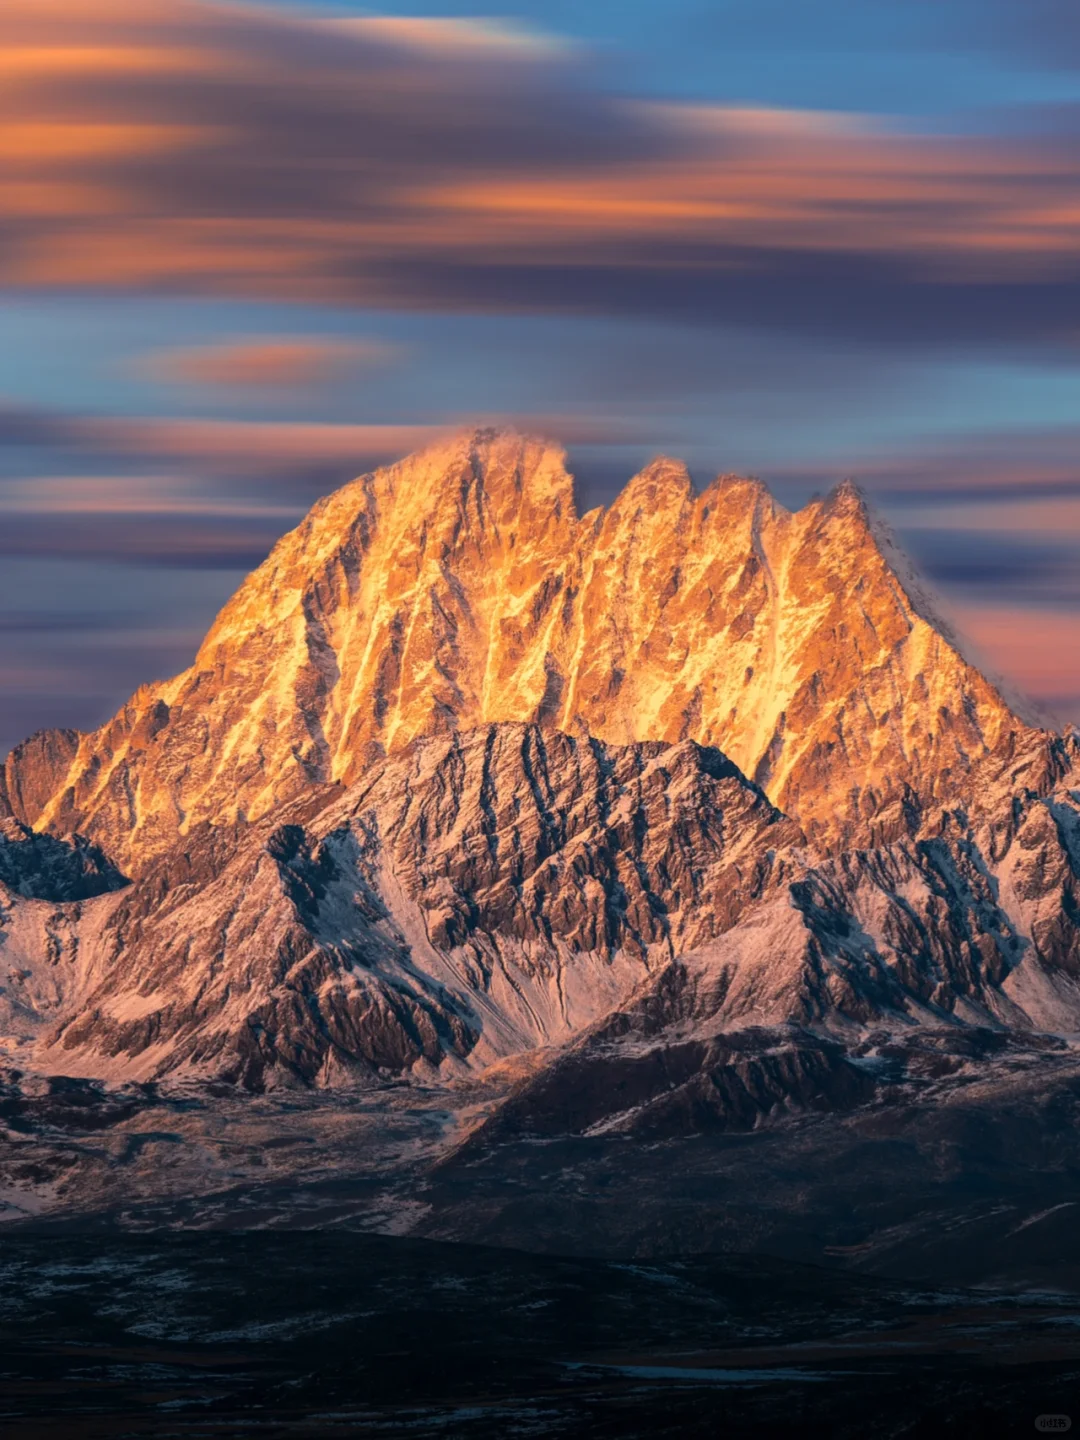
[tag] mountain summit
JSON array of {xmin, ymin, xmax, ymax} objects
[
  {"xmin": 0, "ymin": 428, "xmax": 1042, "ymax": 870},
  {"xmin": 1, "ymin": 427, "xmax": 1080, "ymax": 1223}
]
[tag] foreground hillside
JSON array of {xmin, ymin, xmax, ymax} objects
[{"xmin": 2, "ymin": 1229, "xmax": 1076, "ymax": 1438}]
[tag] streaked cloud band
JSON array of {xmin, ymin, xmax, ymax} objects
[{"xmin": 6, "ymin": 1, "xmax": 1080, "ymax": 347}]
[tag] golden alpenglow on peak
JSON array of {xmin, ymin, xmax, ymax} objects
[{"xmin": 9, "ymin": 427, "xmax": 1042, "ymax": 870}]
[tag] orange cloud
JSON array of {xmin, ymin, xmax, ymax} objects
[
  {"xmin": 4, "ymin": 0, "xmax": 1080, "ymax": 344},
  {"xmin": 944, "ymin": 603, "xmax": 1080, "ymax": 722},
  {"xmin": 144, "ymin": 337, "xmax": 398, "ymax": 389},
  {"xmin": 74, "ymin": 418, "xmax": 454, "ymax": 471},
  {"xmin": 901, "ymin": 497, "xmax": 1080, "ymax": 536}
]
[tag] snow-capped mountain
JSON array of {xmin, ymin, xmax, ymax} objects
[
  {"xmin": 0, "ymin": 429, "xmax": 1044, "ymax": 872},
  {"xmin": 0, "ymin": 427, "xmax": 1078, "ymax": 1137}
]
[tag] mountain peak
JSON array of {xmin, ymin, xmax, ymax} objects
[
  {"xmin": 0, "ymin": 727, "xmax": 82, "ymax": 827},
  {"xmin": 624, "ymin": 455, "xmax": 695, "ymax": 501},
  {"xmin": 825, "ymin": 475, "xmax": 867, "ymax": 510},
  {"xmin": 403, "ymin": 425, "xmax": 579, "ymax": 533},
  {"xmin": 15, "ymin": 434, "xmax": 1040, "ymax": 868},
  {"xmin": 384, "ymin": 424, "xmax": 574, "ymax": 506},
  {"xmin": 805, "ymin": 476, "xmax": 874, "ymax": 535}
]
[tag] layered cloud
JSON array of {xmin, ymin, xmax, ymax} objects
[
  {"xmin": 0, "ymin": 401, "xmax": 650, "ymax": 566},
  {"xmin": 941, "ymin": 604, "xmax": 1080, "ymax": 721},
  {"xmin": 6, "ymin": 1, "xmax": 1080, "ymax": 346},
  {"xmin": 144, "ymin": 336, "xmax": 399, "ymax": 389}
]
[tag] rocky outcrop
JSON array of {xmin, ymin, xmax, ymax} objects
[
  {"xmin": 0, "ymin": 818, "xmax": 125, "ymax": 902},
  {"xmin": 450, "ymin": 1019, "xmax": 879, "ymax": 1146},
  {"xmin": 15, "ymin": 720, "xmax": 1080, "ymax": 1093},
  {"xmin": 39, "ymin": 725, "xmax": 796, "ymax": 1088},
  {"xmin": 6, "ymin": 428, "xmax": 1039, "ymax": 871},
  {"xmin": 0, "ymin": 729, "xmax": 81, "ymax": 826}
]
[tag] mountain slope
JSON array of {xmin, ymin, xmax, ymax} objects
[
  {"xmin": 443, "ymin": 732, "xmax": 1080, "ymax": 1145},
  {"xmin": 2, "ymin": 720, "xmax": 1072, "ymax": 1093},
  {"xmin": 34, "ymin": 725, "xmax": 796, "ymax": 1087},
  {"xmin": 2, "ymin": 427, "xmax": 1041, "ymax": 870}
]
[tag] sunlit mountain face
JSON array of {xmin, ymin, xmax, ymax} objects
[
  {"xmin": 5, "ymin": 4, "xmax": 1080, "ymax": 1436},
  {"xmin": 0, "ymin": 431, "xmax": 1079, "ymax": 1439}
]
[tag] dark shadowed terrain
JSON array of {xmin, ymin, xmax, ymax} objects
[
  {"xmin": 2, "ymin": 1230, "xmax": 1079, "ymax": 1439},
  {"xmin": 4, "ymin": 1047, "xmax": 1080, "ymax": 1437}
]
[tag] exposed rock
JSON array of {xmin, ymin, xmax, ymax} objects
[
  {"xmin": 7, "ymin": 427, "xmax": 1038, "ymax": 870},
  {"xmin": 39, "ymin": 725, "xmax": 795, "ymax": 1088},
  {"xmin": 11, "ymin": 719, "xmax": 1080, "ymax": 1098},
  {"xmin": 0, "ymin": 729, "xmax": 81, "ymax": 825},
  {"xmin": 0, "ymin": 818, "xmax": 126, "ymax": 902},
  {"xmin": 452, "ymin": 1022, "xmax": 879, "ymax": 1145},
  {"xmin": 0, "ymin": 427, "xmax": 1078, "ymax": 1142}
]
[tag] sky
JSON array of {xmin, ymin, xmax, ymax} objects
[{"xmin": 4, "ymin": 0, "xmax": 1080, "ymax": 753}]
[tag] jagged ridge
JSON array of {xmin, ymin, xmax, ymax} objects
[
  {"xmin": 0, "ymin": 427, "xmax": 1043, "ymax": 870},
  {"xmin": 35, "ymin": 725, "xmax": 793, "ymax": 1087},
  {"xmin": 0, "ymin": 427, "xmax": 1076, "ymax": 1137},
  {"xmin": 2, "ymin": 721, "xmax": 1074, "ymax": 1094}
]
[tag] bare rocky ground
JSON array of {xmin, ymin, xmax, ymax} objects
[{"xmin": 2, "ymin": 1026, "xmax": 1079, "ymax": 1270}]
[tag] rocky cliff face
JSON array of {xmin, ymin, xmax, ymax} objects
[
  {"xmin": 0, "ymin": 819, "xmax": 125, "ymax": 903},
  {"xmin": 0, "ymin": 729, "xmax": 81, "ymax": 827},
  {"xmin": 451, "ymin": 730, "xmax": 1080, "ymax": 1142},
  {"xmin": 37, "ymin": 725, "xmax": 796, "ymax": 1087},
  {"xmin": 4, "ymin": 428, "xmax": 1040, "ymax": 870},
  {"xmin": 10, "ymin": 719, "xmax": 1078, "ymax": 1093},
  {"xmin": 0, "ymin": 426, "xmax": 1077, "ymax": 1119}
]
